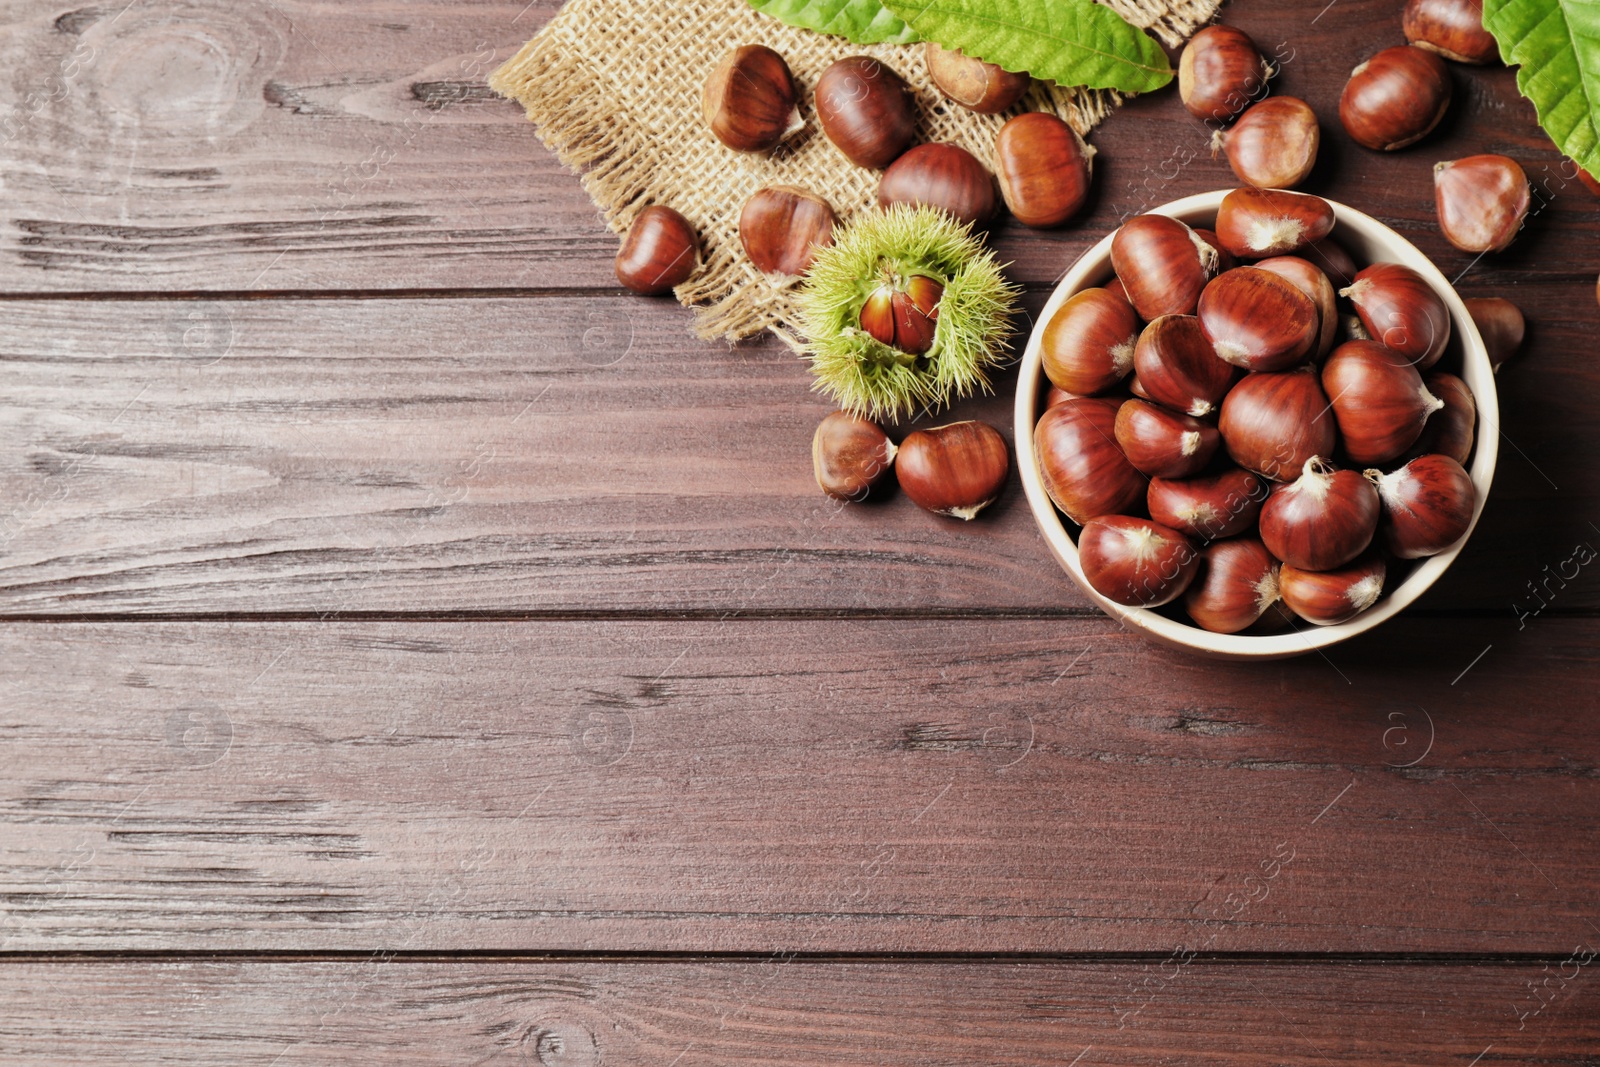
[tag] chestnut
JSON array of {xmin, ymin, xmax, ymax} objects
[
  {"xmin": 1079, "ymin": 515, "xmax": 1200, "ymax": 607},
  {"xmin": 1133, "ymin": 314, "xmax": 1234, "ymax": 417},
  {"xmin": 1258, "ymin": 456, "xmax": 1380, "ymax": 571},
  {"xmin": 1184, "ymin": 537, "xmax": 1282, "ymax": 634},
  {"xmin": 1339, "ymin": 45, "xmax": 1452, "ymax": 151},
  {"xmin": 1255, "ymin": 255, "xmax": 1339, "ymax": 359},
  {"xmin": 860, "ymin": 274, "xmax": 942, "ymax": 354},
  {"xmin": 1214, "ymin": 187, "xmax": 1335, "ymax": 258},
  {"xmin": 1321, "ymin": 340, "xmax": 1445, "ymax": 465},
  {"xmin": 1407, "ymin": 371, "xmax": 1475, "ymax": 464},
  {"xmin": 1403, "ymin": 0, "xmax": 1499, "ymax": 64},
  {"xmin": 925, "ymin": 42, "xmax": 1031, "ymax": 114},
  {"xmin": 878, "ymin": 143, "xmax": 998, "ymax": 227},
  {"xmin": 1045, "ymin": 384, "xmax": 1082, "ymax": 409},
  {"xmin": 1279, "ymin": 552, "xmax": 1386, "ymax": 625},
  {"xmin": 1192, "ymin": 228, "xmax": 1236, "ymax": 273},
  {"xmin": 896, "ymin": 420, "xmax": 1009, "ymax": 520},
  {"xmin": 1041, "ymin": 287, "xmax": 1140, "ymax": 395},
  {"xmin": 994, "ymin": 112, "xmax": 1094, "ymax": 228},
  {"xmin": 740, "ymin": 186, "xmax": 836, "ymax": 276},
  {"xmin": 816, "ymin": 56, "xmax": 917, "ymax": 169},
  {"xmin": 1218, "ymin": 365, "xmax": 1337, "ymax": 481},
  {"xmin": 1365, "ymin": 453, "xmax": 1477, "ymax": 558},
  {"xmin": 1113, "ymin": 398, "xmax": 1221, "ymax": 479},
  {"xmin": 1340, "ymin": 262, "xmax": 1452, "ymax": 368},
  {"xmin": 1464, "ymin": 296, "xmax": 1524, "ymax": 371},
  {"xmin": 615, "ymin": 206, "xmax": 700, "ymax": 295},
  {"xmin": 1148, "ymin": 466, "xmax": 1265, "ymax": 541},
  {"xmin": 1178, "ymin": 25, "xmax": 1272, "ymax": 123},
  {"xmin": 1035, "ymin": 398, "xmax": 1147, "ymax": 525},
  {"xmin": 1198, "ymin": 265, "xmax": 1319, "ymax": 371},
  {"xmin": 703, "ymin": 45, "xmax": 802, "ymax": 152},
  {"xmin": 813, "ymin": 411, "xmax": 896, "ymax": 500},
  {"xmin": 1213, "ymin": 96, "xmax": 1320, "ymax": 190},
  {"xmin": 1581, "ymin": 169, "xmax": 1600, "ymax": 197},
  {"xmin": 1305, "ymin": 236, "xmax": 1359, "ymax": 288},
  {"xmin": 1435, "ymin": 154, "xmax": 1530, "ymax": 253},
  {"xmin": 1110, "ymin": 214, "xmax": 1219, "ymax": 320}
]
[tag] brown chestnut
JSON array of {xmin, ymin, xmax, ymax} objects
[
  {"xmin": 1321, "ymin": 340, "xmax": 1445, "ymax": 465},
  {"xmin": 897, "ymin": 420, "xmax": 1009, "ymax": 520},
  {"xmin": 1035, "ymin": 398, "xmax": 1147, "ymax": 525},
  {"xmin": 1258, "ymin": 456, "xmax": 1380, "ymax": 571},
  {"xmin": 1079, "ymin": 515, "xmax": 1200, "ymax": 607},
  {"xmin": 1185, "ymin": 537, "xmax": 1282, "ymax": 634},
  {"xmin": 1114, "ymin": 398, "xmax": 1221, "ymax": 479},
  {"xmin": 1213, "ymin": 96, "xmax": 1320, "ymax": 190},
  {"xmin": 740, "ymin": 186, "xmax": 836, "ymax": 276},
  {"xmin": 1218, "ymin": 366, "xmax": 1337, "ymax": 481},
  {"xmin": 1255, "ymin": 255, "xmax": 1339, "ymax": 359},
  {"xmin": 814, "ymin": 411, "xmax": 896, "ymax": 500},
  {"xmin": 1339, "ymin": 45, "xmax": 1452, "ymax": 151},
  {"xmin": 1305, "ymin": 236, "xmax": 1360, "ymax": 288},
  {"xmin": 1214, "ymin": 187, "xmax": 1335, "ymax": 258},
  {"xmin": 1279, "ymin": 552, "xmax": 1386, "ymax": 625},
  {"xmin": 925, "ymin": 42, "xmax": 1031, "ymax": 113},
  {"xmin": 816, "ymin": 56, "xmax": 917, "ymax": 169},
  {"xmin": 1178, "ymin": 25, "xmax": 1273, "ymax": 123},
  {"xmin": 1041, "ymin": 287, "xmax": 1140, "ymax": 395},
  {"xmin": 860, "ymin": 274, "xmax": 942, "ymax": 354},
  {"xmin": 1340, "ymin": 262, "xmax": 1452, "ymax": 368},
  {"xmin": 1133, "ymin": 314, "xmax": 1235, "ymax": 417},
  {"xmin": 1407, "ymin": 371, "xmax": 1475, "ymax": 464},
  {"xmin": 1366, "ymin": 453, "xmax": 1477, "ymax": 558},
  {"xmin": 1435, "ymin": 154, "xmax": 1530, "ymax": 253},
  {"xmin": 703, "ymin": 45, "xmax": 802, "ymax": 153},
  {"xmin": 1148, "ymin": 467, "xmax": 1265, "ymax": 541},
  {"xmin": 615, "ymin": 206, "xmax": 700, "ymax": 295},
  {"xmin": 1463, "ymin": 296, "xmax": 1524, "ymax": 371},
  {"xmin": 878, "ymin": 143, "xmax": 998, "ymax": 227},
  {"xmin": 994, "ymin": 112, "xmax": 1094, "ymax": 228},
  {"xmin": 1403, "ymin": 0, "xmax": 1499, "ymax": 64},
  {"xmin": 1198, "ymin": 265, "xmax": 1319, "ymax": 371},
  {"xmin": 1111, "ymin": 214, "xmax": 1219, "ymax": 319},
  {"xmin": 1192, "ymin": 228, "xmax": 1236, "ymax": 273}
]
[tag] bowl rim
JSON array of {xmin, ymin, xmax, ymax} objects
[{"xmin": 1013, "ymin": 190, "xmax": 1501, "ymax": 661}]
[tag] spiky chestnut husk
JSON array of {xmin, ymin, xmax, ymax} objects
[{"xmin": 798, "ymin": 204, "xmax": 1019, "ymax": 423}]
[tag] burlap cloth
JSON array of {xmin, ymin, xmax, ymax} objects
[{"xmin": 490, "ymin": 0, "xmax": 1221, "ymax": 344}]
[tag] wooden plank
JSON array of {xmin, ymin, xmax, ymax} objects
[
  {"xmin": 2, "ymin": 957, "xmax": 1597, "ymax": 1064},
  {"xmin": 2, "ymin": 618, "xmax": 1597, "ymax": 953},
  {"xmin": 0, "ymin": 0, "xmax": 1593, "ymax": 293},
  {"xmin": 0, "ymin": 294, "xmax": 1581, "ymax": 614}
]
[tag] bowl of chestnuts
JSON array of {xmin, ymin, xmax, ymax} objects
[{"xmin": 1015, "ymin": 188, "xmax": 1498, "ymax": 660}]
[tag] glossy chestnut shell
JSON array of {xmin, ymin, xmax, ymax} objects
[
  {"xmin": 1035, "ymin": 398, "xmax": 1146, "ymax": 525},
  {"xmin": 615, "ymin": 206, "xmax": 700, "ymax": 295},
  {"xmin": 816, "ymin": 56, "xmax": 917, "ymax": 169},
  {"xmin": 993, "ymin": 112, "xmax": 1094, "ymax": 228},
  {"xmin": 1339, "ymin": 45, "xmax": 1453, "ymax": 151},
  {"xmin": 925, "ymin": 42, "xmax": 1031, "ymax": 113},
  {"xmin": 878, "ymin": 143, "xmax": 998, "ymax": 227}
]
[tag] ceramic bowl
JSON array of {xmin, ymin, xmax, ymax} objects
[{"xmin": 1014, "ymin": 190, "xmax": 1498, "ymax": 660}]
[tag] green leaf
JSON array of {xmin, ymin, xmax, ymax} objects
[
  {"xmin": 746, "ymin": 0, "xmax": 921, "ymax": 45},
  {"xmin": 1483, "ymin": 0, "xmax": 1600, "ymax": 178},
  {"xmin": 879, "ymin": 0, "xmax": 1171, "ymax": 93}
]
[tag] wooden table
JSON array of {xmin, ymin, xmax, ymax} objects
[{"xmin": 3, "ymin": 0, "xmax": 1597, "ymax": 1061}]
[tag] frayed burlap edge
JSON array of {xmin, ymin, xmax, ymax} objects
[{"xmin": 490, "ymin": 0, "xmax": 1221, "ymax": 344}]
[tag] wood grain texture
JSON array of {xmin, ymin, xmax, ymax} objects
[
  {"xmin": 2, "ymin": 958, "xmax": 1598, "ymax": 1065},
  {"xmin": 0, "ymin": 294, "xmax": 1583, "ymax": 615},
  {"xmin": 2, "ymin": 619, "xmax": 1596, "ymax": 954},
  {"xmin": 0, "ymin": 0, "xmax": 1594, "ymax": 294}
]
